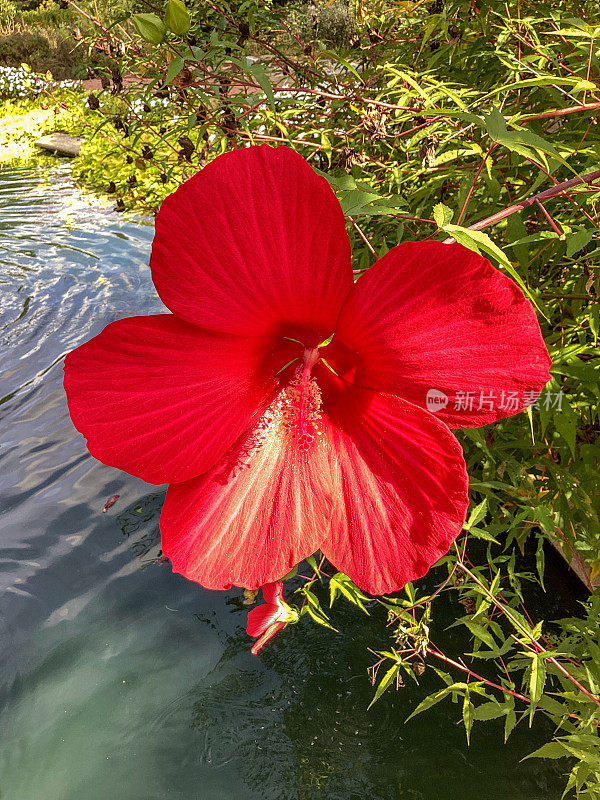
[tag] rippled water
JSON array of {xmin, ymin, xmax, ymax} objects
[{"xmin": 0, "ymin": 164, "xmax": 567, "ymax": 799}]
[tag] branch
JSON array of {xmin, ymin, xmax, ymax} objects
[
  {"xmin": 452, "ymin": 168, "xmax": 600, "ymax": 236},
  {"xmin": 457, "ymin": 559, "xmax": 600, "ymax": 711},
  {"xmin": 518, "ymin": 101, "xmax": 600, "ymax": 124}
]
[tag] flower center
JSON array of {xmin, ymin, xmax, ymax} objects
[{"xmin": 284, "ymin": 347, "xmax": 322, "ymax": 452}]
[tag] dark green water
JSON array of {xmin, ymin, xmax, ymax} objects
[{"xmin": 0, "ymin": 164, "xmax": 567, "ymax": 800}]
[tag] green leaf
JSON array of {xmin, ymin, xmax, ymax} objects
[
  {"xmin": 306, "ymin": 604, "xmax": 337, "ymax": 631},
  {"xmin": 464, "ymin": 498, "xmax": 487, "ymax": 530},
  {"xmin": 303, "ymin": 590, "xmax": 338, "ymax": 631},
  {"xmin": 164, "ymin": 0, "xmax": 191, "ymax": 35},
  {"xmin": 165, "ymin": 55, "xmax": 185, "ymax": 84},
  {"xmin": 339, "ymin": 189, "xmax": 382, "ymax": 215},
  {"xmin": 504, "ymin": 705, "xmax": 517, "ymax": 742},
  {"xmin": 306, "ymin": 554, "xmax": 322, "ymax": 582},
  {"xmin": 524, "ymin": 742, "xmax": 569, "ymax": 760},
  {"xmin": 433, "ymin": 202, "xmax": 453, "ymax": 228},
  {"xmin": 485, "ymin": 107, "xmax": 507, "ymax": 141},
  {"xmin": 405, "ymin": 684, "xmax": 465, "ymax": 722},
  {"xmin": 282, "ymin": 565, "xmax": 298, "ymax": 580},
  {"xmin": 553, "ymin": 399, "xmax": 578, "ymax": 458},
  {"xmin": 318, "ymin": 48, "xmax": 364, "ymax": 83},
  {"xmin": 468, "ymin": 527, "xmax": 500, "ymax": 543},
  {"xmin": 532, "ymin": 505, "xmax": 557, "ymax": 534},
  {"xmin": 133, "ymin": 13, "xmax": 167, "ymax": 44},
  {"xmin": 536, "ymin": 535, "xmax": 546, "ymax": 591},
  {"xmin": 248, "ymin": 62, "xmax": 275, "ymax": 112},
  {"xmin": 473, "ymin": 701, "xmax": 506, "ymax": 721},
  {"xmin": 329, "ymin": 572, "xmax": 370, "ymax": 613},
  {"xmin": 464, "ymin": 620, "xmax": 496, "ymax": 650},
  {"xmin": 368, "ymin": 663, "xmax": 400, "ymax": 709},
  {"xmin": 566, "ymin": 228, "xmax": 595, "ymax": 257},
  {"xmin": 463, "ymin": 692, "xmax": 474, "ymax": 745},
  {"xmin": 528, "ymin": 652, "xmax": 547, "ymax": 706},
  {"xmin": 484, "ymin": 107, "xmax": 577, "ymax": 175}
]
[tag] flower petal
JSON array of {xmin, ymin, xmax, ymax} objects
[
  {"xmin": 261, "ymin": 581, "xmax": 284, "ymax": 606},
  {"xmin": 246, "ymin": 603, "xmax": 281, "ymax": 637},
  {"xmin": 335, "ymin": 241, "xmax": 551, "ymax": 427},
  {"xmin": 160, "ymin": 383, "xmax": 335, "ymax": 589},
  {"xmin": 64, "ymin": 315, "xmax": 276, "ymax": 485},
  {"xmin": 320, "ymin": 388, "xmax": 469, "ymax": 595},
  {"xmin": 151, "ymin": 145, "xmax": 353, "ymax": 340},
  {"xmin": 250, "ymin": 621, "xmax": 287, "ymax": 654}
]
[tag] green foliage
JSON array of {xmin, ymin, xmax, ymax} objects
[
  {"xmin": 19, "ymin": 0, "xmax": 600, "ymax": 794},
  {"xmin": 0, "ymin": 92, "xmax": 86, "ymax": 163}
]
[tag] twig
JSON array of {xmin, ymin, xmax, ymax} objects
[
  {"xmin": 446, "ymin": 168, "xmax": 600, "ymax": 238},
  {"xmin": 348, "ymin": 216, "xmax": 377, "ymax": 257},
  {"xmin": 456, "ymin": 557, "xmax": 600, "ymax": 710},
  {"xmin": 535, "ymin": 198, "xmax": 563, "ymax": 237}
]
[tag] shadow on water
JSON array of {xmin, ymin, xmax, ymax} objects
[{"xmin": 0, "ymin": 164, "xmax": 567, "ymax": 800}]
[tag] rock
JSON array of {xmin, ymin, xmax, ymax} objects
[{"xmin": 34, "ymin": 132, "xmax": 84, "ymax": 157}]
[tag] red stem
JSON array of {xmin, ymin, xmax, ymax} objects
[{"xmin": 456, "ymin": 168, "xmax": 600, "ymax": 234}]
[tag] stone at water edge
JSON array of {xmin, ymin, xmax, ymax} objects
[{"xmin": 34, "ymin": 132, "xmax": 84, "ymax": 157}]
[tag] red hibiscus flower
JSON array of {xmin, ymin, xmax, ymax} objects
[
  {"xmin": 63, "ymin": 145, "xmax": 551, "ymax": 595},
  {"xmin": 246, "ymin": 581, "xmax": 298, "ymax": 654}
]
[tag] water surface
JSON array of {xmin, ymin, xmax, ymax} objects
[{"xmin": 0, "ymin": 164, "xmax": 566, "ymax": 800}]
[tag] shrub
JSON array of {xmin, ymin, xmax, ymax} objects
[
  {"xmin": 0, "ymin": 30, "xmax": 52, "ymax": 67},
  {"xmin": 0, "ymin": 28, "xmax": 91, "ymax": 78},
  {"xmin": 297, "ymin": 0, "xmax": 358, "ymax": 47}
]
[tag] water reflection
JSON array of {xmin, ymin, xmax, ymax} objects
[{"xmin": 0, "ymin": 164, "xmax": 566, "ymax": 800}]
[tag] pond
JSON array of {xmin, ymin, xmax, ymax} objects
[{"xmin": 0, "ymin": 163, "xmax": 568, "ymax": 800}]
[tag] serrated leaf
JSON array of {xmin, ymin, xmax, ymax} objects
[
  {"xmin": 528, "ymin": 652, "xmax": 547, "ymax": 706},
  {"xmin": 303, "ymin": 590, "xmax": 338, "ymax": 631},
  {"xmin": 306, "ymin": 554, "xmax": 322, "ymax": 582},
  {"xmin": 485, "ymin": 106, "xmax": 507, "ymax": 140},
  {"xmin": 504, "ymin": 706, "xmax": 517, "ymax": 742},
  {"xmin": 468, "ymin": 527, "xmax": 500, "ymax": 543},
  {"xmin": 405, "ymin": 685, "xmax": 464, "ymax": 722},
  {"xmin": 473, "ymin": 701, "xmax": 506, "ymax": 720},
  {"xmin": 566, "ymin": 228, "xmax": 595, "ymax": 257},
  {"xmin": 553, "ymin": 400, "xmax": 578, "ymax": 457},
  {"xmin": 536, "ymin": 535, "xmax": 546, "ymax": 590},
  {"xmin": 464, "ymin": 498, "xmax": 487, "ymax": 530},
  {"xmin": 329, "ymin": 572, "xmax": 369, "ymax": 613},
  {"xmin": 282, "ymin": 565, "xmax": 298, "ymax": 580},
  {"xmin": 368, "ymin": 663, "xmax": 400, "ymax": 709},
  {"xmin": 523, "ymin": 741, "xmax": 569, "ymax": 760},
  {"xmin": 464, "ymin": 620, "xmax": 496, "ymax": 650},
  {"xmin": 485, "ymin": 107, "xmax": 577, "ymax": 175}
]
